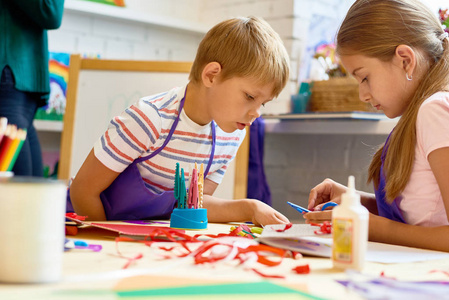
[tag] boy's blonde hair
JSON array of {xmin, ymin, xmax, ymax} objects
[
  {"xmin": 336, "ymin": 0, "xmax": 449, "ymax": 202},
  {"xmin": 189, "ymin": 16, "xmax": 290, "ymax": 98}
]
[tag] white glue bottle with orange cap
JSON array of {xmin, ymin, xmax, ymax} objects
[{"xmin": 332, "ymin": 175, "xmax": 369, "ymax": 270}]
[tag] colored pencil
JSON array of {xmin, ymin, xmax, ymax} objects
[
  {"xmin": 198, "ymin": 163, "xmax": 204, "ymax": 208},
  {"xmin": 0, "ymin": 125, "xmax": 17, "ymax": 172},
  {"xmin": 0, "ymin": 128, "xmax": 20, "ymax": 171},
  {"xmin": 188, "ymin": 167, "xmax": 198, "ymax": 209},
  {"xmin": 0, "ymin": 125, "xmax": 16, "ymax": 170},
  {"xmin": 6, "ymin": 129, "xmax": 27, "ymax": 172}
]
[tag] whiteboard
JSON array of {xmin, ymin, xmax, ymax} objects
[
  {"xmin": 71, "ymin": 70, "xmax": 189, "ymax": 178},
  {"xmin": 58, "ymin": 55, "xmax": 248, "ymax": 199}
]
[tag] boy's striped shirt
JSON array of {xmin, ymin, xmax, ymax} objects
[{"xmin": 94, "ymin": 85, "xmax": 246, "ymax": 194}]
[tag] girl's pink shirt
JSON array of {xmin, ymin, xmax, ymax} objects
[{"xmin": 400, "ymin": 92, "xmax": 449, "ymax": 226}]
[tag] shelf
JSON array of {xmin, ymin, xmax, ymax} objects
[
  {"xmin": 34, "ymin": 120, "xmax": 63, "ymax": 132},
  {"xmin": 65, "ymin": 0, "xmax": 208, "ymax": 34},
  {"xmin": 263, "ymin": 113, "xmax": 399, "ymax": 135},
  {"xmin": 33, "ymin": 113, "xmax": 397, "ymax": 134}
]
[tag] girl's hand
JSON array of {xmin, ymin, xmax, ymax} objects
[
  {"xmin": 308, "ymin": 178, "xmax": 348, "ymax": 211},
  {"xmin": 250, "ymin": 200, "xmax": 290, "ymax": 226},
  {"xmin": 303, "ymin": 210, "xmax": 333, "ymax": 224}
]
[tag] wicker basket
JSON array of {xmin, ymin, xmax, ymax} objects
[{"xmin": 309, "ymin": 77, "xmax": 374, "ymax": 112}]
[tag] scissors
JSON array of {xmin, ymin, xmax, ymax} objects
[{"xmin": 287, "ymin": 201, "xmax": 338, "ymax": 214}]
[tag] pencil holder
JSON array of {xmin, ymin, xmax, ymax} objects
[{"xmin": 170, "ymin": 208, "xmax": 208, "ymax": 230}]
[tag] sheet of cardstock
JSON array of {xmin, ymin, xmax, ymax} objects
[{"xmin": 259, "ymin": 224, "xmax": 449, "ymax": 263}]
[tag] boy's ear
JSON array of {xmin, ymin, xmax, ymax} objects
[
  {"xmin": 202, "ymin": 62, "xmax": 222, "ymax": 87},
  {"xmin": 395, "ymin": 44, "xmax": 416, "ymax": 76}
]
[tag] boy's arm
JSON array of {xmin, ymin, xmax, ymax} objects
[
  {"xmin": 69, "ymin": 149, "xmax": 120, "ymax": 220},
  {"xmin": 202, "ymin": 179, "xmax": 289, "ymax": 226}
]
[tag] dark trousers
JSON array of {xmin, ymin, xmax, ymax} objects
[{"xmin": 0, "ymin": 66, "xmax": 43, "ymax": 176}]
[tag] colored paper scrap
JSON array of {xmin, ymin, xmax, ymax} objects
[
  {"xmin": 116, "ymin": 281, "xmax": 326, "ymax": 299},
  {"xmin": 337, "ymin": 271, "xmax": 449, "ymax": 300}
]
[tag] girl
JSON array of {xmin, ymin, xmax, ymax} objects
[{"xmin": 304, "ymin": 0, "xmax": 449, "ymax": 252}]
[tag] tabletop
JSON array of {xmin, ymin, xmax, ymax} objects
[{"xmin": 2, "ymin": 221, "xmax": 449, "ymax": 300}]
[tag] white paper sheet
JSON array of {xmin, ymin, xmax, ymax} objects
[{"xmin": 259, "ymin": 224, "xmax": 449, "ymax": 263}]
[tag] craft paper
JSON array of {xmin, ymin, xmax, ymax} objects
[
  {"xmin": 337, "ymin": 271, "xmax": 449, "ymax": 300},
  {"xmin": 259, "ymin": 224, "xmax": 449, "ymax": 263},
  {"xmin": 116, "ymin": 281, "xmax": 325, "ymax": 300},
  {"xmin": 65, "ymin": 216, "xmax": 185, "ymax": 237}
]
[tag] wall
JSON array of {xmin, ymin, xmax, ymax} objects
[
  {"xmin": 426, "ymin": 0, "xmax": 449, "ymax": 15},
  {"xmin": 48, "ymin": 0, "xmax": 204, "ymax": 61},
  {"xmin": 265, "ymin": 133, "xmax": 386, "ymax": 221}
]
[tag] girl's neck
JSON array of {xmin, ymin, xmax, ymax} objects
[{"xmin": 183, "ymin": 82, "xmax": 213, "ymax": 126}]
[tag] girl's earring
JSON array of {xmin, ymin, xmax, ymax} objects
[{"xmin": 406, "ymin": 73, "xmax": 413, "ymax": 81}]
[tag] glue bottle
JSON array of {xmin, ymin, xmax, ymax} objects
[{"xmin": 332, "ymin": 175, "xmax": 369, "ymax": 270}]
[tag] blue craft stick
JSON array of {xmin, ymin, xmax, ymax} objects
[
  {"xmin": 180, "ymin": 168, "xmax": 186, "ymax": 209},
  {"xmin": 287, "ymin": 201, "xmax": 310, "ymax": 213},
  {"xmin": 174, "ymin": 163, "xmax": 180, "ymax": 201}
]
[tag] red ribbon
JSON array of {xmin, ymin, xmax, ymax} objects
[
  {"xmin": 65, "ymin": 212, "xmax": 87, "ymax": 221},
  {"xmin": 275, "ymin": 223, "xmax": 293, "ymax": 232},
  {"xmin": 310, "ymin": 221, "xmax": 332, "ymax": 235},
  {"xmin": 292, "ymin": 264, "xmax": 310, "ymax": 274}
]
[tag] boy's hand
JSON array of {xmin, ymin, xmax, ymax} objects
[{"xmin": 250, "ymin": 200, "xmax": 290, "ymax": 226}]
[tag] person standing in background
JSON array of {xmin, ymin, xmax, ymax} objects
[{"xmin": 0, "ymin": 0, "xmax": 64, "ymax": 176}]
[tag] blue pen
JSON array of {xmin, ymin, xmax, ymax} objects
[{"xmin": 287, "ymin": 201, "xmax": 338, "ymax": 214}]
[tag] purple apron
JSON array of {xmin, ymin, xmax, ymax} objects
[
  {"xmin": 374, "ymin": 131, "xmax": 406, "ymax": 223},
  {"xmin": 67, "ymin": 95, "xmax": 216, "ymax": 220},
  {"xmin": 247, "ymin": 117, "xmax": 271, "ymax": 205}
]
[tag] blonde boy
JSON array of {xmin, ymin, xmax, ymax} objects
[{"xmin": 69, "ymin": 16, "xmax": 290, "ymax": 226}]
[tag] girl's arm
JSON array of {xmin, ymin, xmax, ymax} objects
[
  {"xmin": 202, "ymin": 179, "xmax": 289, "ymax": 226},
  {"xmin": 369, "ymin": 214, "xmax": 449, "ymax": 252},
  {"xmin": 428, "ymin": 147, "xmax": 449, "ymax": 222},
  {"xmin": 69, "ymin": 149, "xmax": 120, "ymax": 220},
  {"xmin": 360, "ymin": 191, "xmax": 378, "ymax": 215},
  {"xmin": 370, "ymin": 146, "xmax": 449, "ymax": 252}
]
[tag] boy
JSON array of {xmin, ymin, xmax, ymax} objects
[{"xmin": 68, "ymin": 16, "xmax": 290, "ymax": 226}]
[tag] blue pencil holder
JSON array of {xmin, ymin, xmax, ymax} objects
[{"xmin": 170, "ymin": 208, "xmax": 208, "ymax": 230}]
